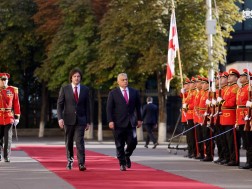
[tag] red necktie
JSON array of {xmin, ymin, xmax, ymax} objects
[
  {"xmin": 74, "ymin": 86, "xmax": 78, "ymax": 102},
  {"xmin": 123, "ymin": 89, "xmax": 129, "ymax": 104}
]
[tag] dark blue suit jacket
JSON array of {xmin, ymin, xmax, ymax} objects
[
  {"xmin": 142, "ymin": 103, "xmax": 158, "ymax": 125},
  {"xmin": 106, "ymin": 87, "xmax": 142, "ymax": 128},
  {"xmin": 57, "ymin": 84, "xmax": 90, "ymax": 126}
]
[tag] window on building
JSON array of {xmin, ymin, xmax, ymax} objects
[
  {"xmin": 245, "ymin": 41, "xmax": 252, "ymax": 61},
  {"xmin": 227, "ymin": 42, "xmax": 243, "ymax": 63}
]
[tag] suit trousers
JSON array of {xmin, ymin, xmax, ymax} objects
[
  {"xmin": 202, "ymin": 126, "xmax": 214, "ymax": 158},
  {"xmin": 195, "ymin": 123, "xmax": 204, "ymax": 157},
  {"xmin": 0, "ymin": 124, "xmax": 13, "ymax": 159},
  {"xmin": 214, "ymin": 124, "xmax": 224, "ymax": 160},
  {"xmin": 143, "ymin": 124, "xmax": 157, "ymax": 145},
  {"xmin": 64, "ymin": 124, "xmax": 85, "ymax": 165},
  {"xmin": 223, "ymin": 125, "xmax": 239, "ymax": 164},
  {"xmin": 187, "ymin": 119, "xmax": 196, "ymax": 156},
  {"xmin": 245, "ymin": 131, "xmax": 252, "ymax": 164},
  {"xmin": 113, "ymin": 123, "xmax": 137, "ymax": 165}
]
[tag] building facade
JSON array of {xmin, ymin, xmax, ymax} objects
[{"xmin": 226, "ymin": 0, "xmax": 252, "ymax": 64}]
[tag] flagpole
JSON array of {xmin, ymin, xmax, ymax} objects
[{"xmin": 171, "ymin": 0, "xmax": 183, "ymax": 88}]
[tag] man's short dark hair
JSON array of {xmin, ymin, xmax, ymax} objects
[
  {"xmin": 146, "ymin": 97, "xmax": 153, "ymax": 103},
  {"xmin": 69, "ymin": 67, "xmax": 83, "ymax": 83}
]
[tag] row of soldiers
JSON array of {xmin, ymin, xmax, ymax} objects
[{"xmin": 181, "ymin": 68, "xmax": 252, "ymax": 169}]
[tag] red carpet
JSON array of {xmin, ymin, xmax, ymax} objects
[{"xmin": 17, "ymin": 146, "xmax": 221, "ymax": 189}]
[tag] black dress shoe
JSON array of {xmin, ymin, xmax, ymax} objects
[
  {"xmin": 200, "ymin": 156, "xmax": 213, "ymax": 162},
  {"xmin": 79, "ymin": 164, "xmax": 86, "ymax": 171},
  {"xmin": 214, "ymin": 158, "xmax": 223, "ymax": 164},
  {"xmin": 66, "ymin": 160, "xmax": 73, "ymax": 170},
  {"xmin": 126, "ymin": 157, "xmax": 131, "ymax": 168},
  {"xmin": 226, "ymin": 161, "xmax": 239, "ymax": 166},
  {"xmin": 0, "ymin": 154, "xmax": 2, "ymax": 161},
  {"xmin": 4, "ymin": 158, "xmax": 10, "ymax": 162},
  {"xmin": 152, "ymin": 143, "xmax": 159, "ymax": 149},
  {"xmin": 219, "ymin": 159, "xmax": 228, "ymax": 165},
  {"xmin": 239, "ymin": 162, "xmax": 252, "ymax": 169},
  {"xmin": 195, "ymin": 155, "xmax": 204, "ymax": 160},
  {"xmin": 188, "ymin": 154, "xmax": 196, "ymax": 159},
  {"xmin": 144, "ymin": 145, "xmax": 148, "ymax": 148},
  {"xmin": 120, "ymin": 165, "xmax": 126, "ymax": 171}
]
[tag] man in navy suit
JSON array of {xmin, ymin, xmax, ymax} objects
[
  {"xmin": 57, "ymin": 67, "xmax": 90, "ymax": 171},
  {"xmin": 106, "ymin": 73, "xmax": 142, "ymax": 171},
  {"xmin": 142, "ymin": 97, "xmax": 159, "ymax": 149}
]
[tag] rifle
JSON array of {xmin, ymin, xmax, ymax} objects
[
  {"xmin": 245, "ymin": 73, "xmax": 252, "ymax": 131},
  {"xmin": 210, "ymin": 79, "xmax": 216, "ymax": 126},
  {"xmin": 215, "ymin": 76, "xmax": 222, "ymax": 125}
]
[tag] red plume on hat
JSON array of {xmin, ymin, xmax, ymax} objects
[{"xmin": 0, "ymin": 73, "xmax": 10, "ymax": 78}]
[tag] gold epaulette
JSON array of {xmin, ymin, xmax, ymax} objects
[{"xmin": 9, "ymin": 86, "xmax": 19, "ymax": 93}]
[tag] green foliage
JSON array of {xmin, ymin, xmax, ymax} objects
[
  {"xmin": 35, "ymin": 0, "xmax": 98, "ymax": 90},
  {"xmin": 89, "ymin": 0, "xmax": 170, "ymax": 90},
  {"xmin": 0, "ymin": 0, "xmax": 40, "ymax": 84},
  {"xmin": 0, "ymin": 0, "xmax": 243, "ymax": 93}
]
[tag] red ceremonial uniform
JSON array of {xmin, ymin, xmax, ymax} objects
[
  {"xmin": 185, "ymin": 89, "xmax": 197, "ymax": 120},
  {"xmin": 193, "ymin": 89, "xmax": 203, "ymax": 123},
  {"xmin": 198, "ymin": 89, "xmax": 208, "ymax": 124},
  {"xmin": 236, "ymin": 83, "xmax": 249, "ymax": 125},
  {"xmin": 0, "ymin": 86, "xmax": 20, "ymax": 125},
  {"xmin": 220, "ymin": 83, "xmax": 239, "ymax": 125}
]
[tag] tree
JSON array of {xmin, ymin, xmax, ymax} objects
[
  {"xmin": 34, "ymin": 0, "xmax": 99, "ymax": 138},
  {"xmin": 0, "ymin": 0, "xmax": 41, "ymax": 128},
  {"xmin": 33, "ymin": 0, "xmax": 62, "ymax": 137},
  {"xmin": 92, "ymin": 0, "xmax": 242, "ymax": 142}
]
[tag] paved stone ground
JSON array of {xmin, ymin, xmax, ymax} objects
[{"xmin": 0, "ymin": 136, "xmax": 251, "ymax": 189}]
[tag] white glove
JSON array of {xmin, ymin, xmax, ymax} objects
[
  {"xmin": 244, "ymin": 115, "xmax": 250, "ymax": 121},
  {"xmin": 217, "ymin": 97, "xmax": 223, "ymax": 103},
  {"xmin": 246, "ymin": 101, "xmax": 252, "ymax": 108},
  {"xmin": 212, "ymin": 99, "xmax": 217, "ymax": 105},
  {"xmin": 180, "ymin": 88, "xmax": 186, "ymax": 94},
  {"xmin": 205, "ymin": 99, "xmax": 211, "ymax": 105},
  {"xmin": 14, "ymin": 119, "xmax": 19, "ymax": 126},
  {"xmin": 182, "ymin": 103, "xmax": 187, "ymax": 109},
  {"xmin": 203, "ymin": 112, "xmax": 208, "ymax": 116}
]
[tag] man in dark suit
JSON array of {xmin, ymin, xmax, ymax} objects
[
  {"xmin": 142, "ymin": 97, "xmax": 159, "ymax": 149},
  {"xmin": 57, "ymin": 67, "xmax": 90, "ymax": 171},
  {"xmin": 106, "ymin": 73, "xmax": 142, "ymax": 171}
]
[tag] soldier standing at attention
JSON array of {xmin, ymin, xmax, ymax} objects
[
  {"xmin": 0, "ymin": 73, "xmax": 20, "ymax": 162},
  {"xmin": 194, "ymin": 76, "xmax": 204, "ymax": 159},
  {"xmin": 218, "ymin": 69, "xmax": 240, "ymax": 166},
  {"xmin": 238, "ymin": 69, "xmax": 252, "ymax": 169},
  {"xmin": 182, "ymin": 77, "xmax": 197, "ymax": 158},
  {"xmin": 212, "ymin": 72, "xmax": 229, "ymax": 164}
]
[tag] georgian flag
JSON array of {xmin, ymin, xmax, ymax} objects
[{"xmin": 166, "ymin": 10, "xmax": 179, "ymax": 92}]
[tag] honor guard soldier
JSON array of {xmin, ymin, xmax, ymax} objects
[
  {"xmin": 181, "ymin": 78, "xmax": 191, "ymax": 124},
  {"xmin": 194, "ymin": 76, "xmax": 204, "ymax": 159},
  {"xmin": 218, "ymin": 69, "xmax": 239, "ymax": 166},
  {"xmin": 0, "ymin": 73, "xmax": 21, "ymax": 162},
  {"xmin": 212, "ymin": 72, "xmax": 229, "ymax": 164},
  {"xmin": 198, "ymin": 77, "xmax": 214, "ymax": 161},
  {"xmin": 236, "ymin": 69, "xmax": 251, "ymax": 157},
  {"xmin": 182, "ymin": 77, "xmax": 197, "ymax": 158},
  {"xmin": 239, "ymin": 69, "xmax": 252, "ymax": 169}
]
